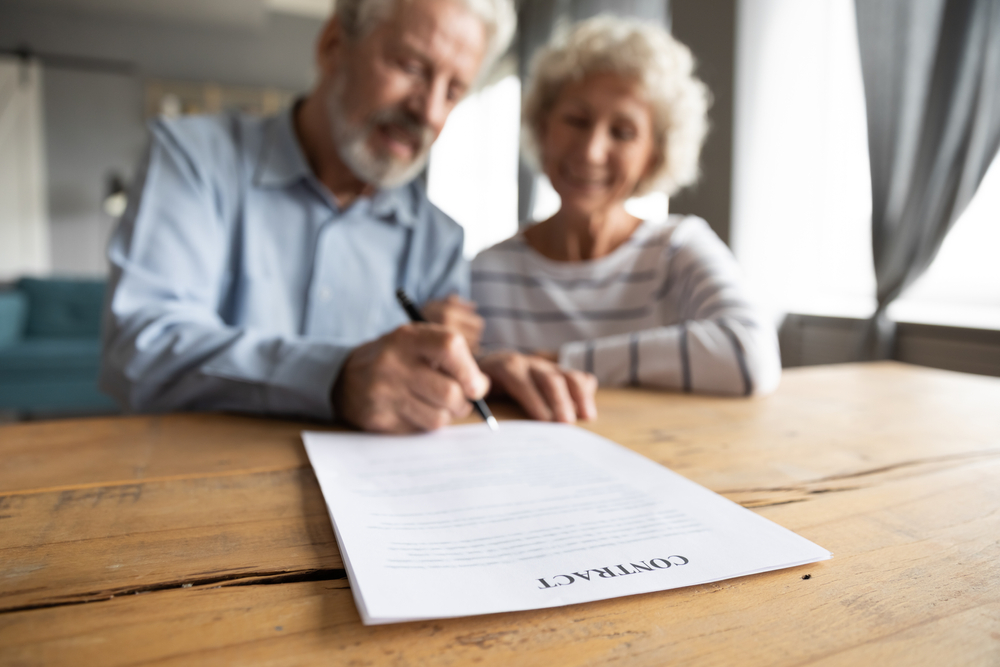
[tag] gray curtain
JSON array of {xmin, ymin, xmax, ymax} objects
[
  {"xmin": 515, "ymin": 0, "xmax": 670, "ymax": 224},
  {"xmin": 855, "ymin": 0, "xmax": 1000, "ymax": 359}
]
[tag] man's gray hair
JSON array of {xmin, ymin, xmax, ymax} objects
[{"xmin": 334, "ymin": 0, "xmax": 516, "ymax": 74}]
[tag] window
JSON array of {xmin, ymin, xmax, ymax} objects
[
  {"xmin": 732, "ymin": 0, "xmax": 1000, "ymax": 329},
  {"xmin": 427, "ymin": 74, "xmax": 521, "ymax": 259},
  {"xmin": 890, "ymin": 156, "xmax": 1000, "ymax": 329},
  {"xmin": 0, "ymin": 57, "xmax": 49, "ymax": 279}
]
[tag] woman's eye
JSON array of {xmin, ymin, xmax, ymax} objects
[
  {"xmin": 562, "ymin": 114, "xmax": 590, "ymax": 128},
  {"xmin": 613, "ymin": 125, "xmax": 637, "ymax": 141}
]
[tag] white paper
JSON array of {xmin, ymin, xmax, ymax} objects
[{"xmin": 302, "ymin": 421, "xmax": 830, "ymax": 625}]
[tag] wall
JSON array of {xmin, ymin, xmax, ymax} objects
[
  {"xmin": 0, "ymin": 2, "xmax": 324, "ymax": 276},
  {"xmin": 43, "ymin": 67, "xmax": 145, "ymax": 275},
  {"xmin": 779, "ymin": 314, "xmax": 1000, "ymax": 378},
  {"xmin": 669, "ymin": 0, "xmax": 736, "ymax": 245}
]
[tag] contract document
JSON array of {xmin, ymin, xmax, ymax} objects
[{"xmin": 303, "ymin": 421, "xmax": 830, "ymax": 625}]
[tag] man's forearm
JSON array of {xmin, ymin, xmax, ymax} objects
[{"xmin": 101, "ymin": 317, "xmax": 353, "ymax": 420}]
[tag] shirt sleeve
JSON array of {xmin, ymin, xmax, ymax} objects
[
  {"xmin": 99, "ymin": 118, "xmax": 350, "ymax": 420},
  {"xmin": 558, "ymin": 220, "xmax": 781, "ymax": 396},
  {"xmin": 416, "ymin": 204, "xmax": 469, "ymax": 304}
]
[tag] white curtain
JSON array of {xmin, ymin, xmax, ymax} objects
[
  {"xmin": 731, "ymin": 0, "xmax": 874, "ymax": 321},
  {"xmin": 0, "ymin": 56, "xmax": 49, "ymax": 280}
]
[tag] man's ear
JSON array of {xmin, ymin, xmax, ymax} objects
[{"xmin": 316, "ymin": 16, "xmax": 345, "ymax": 78}]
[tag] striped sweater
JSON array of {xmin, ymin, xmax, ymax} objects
[{"xmin": 471, "ymin": 215, "xmax": 781, "ymax": 396}]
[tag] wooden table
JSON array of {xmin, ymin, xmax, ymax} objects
[{"xmin": 1, "ymin": 361, "xmax": 999, "ymax": 666}]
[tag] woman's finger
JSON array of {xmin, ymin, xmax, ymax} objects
[
  {"xmin": 529, "ymin": 363, "xmax": 577, "ymax": 423},
  {"xmin": 565, "ymin": 370, "xmax": 598, "ymax": 421}
]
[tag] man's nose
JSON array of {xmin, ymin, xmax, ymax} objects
[{"xmin": 407, "ymin": 77, "xmax": 451, "ymax": 136}]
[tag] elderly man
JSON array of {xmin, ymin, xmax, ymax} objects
[{"xmin": 100, "ymin": 0, "xmax": 596, "ymax": 432}]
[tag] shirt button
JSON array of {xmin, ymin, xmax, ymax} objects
[{"xmin": 318, "ymin": 286, "xmax": 332, "ymax": 302}]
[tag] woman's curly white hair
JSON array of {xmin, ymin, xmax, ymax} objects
[{"xmin": 522, "ymin": 15, "xmax": 711, "ymax": 196}]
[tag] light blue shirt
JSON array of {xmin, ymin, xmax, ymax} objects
[{"xmin": 100, "ymin": 107, "xmax": 467, "ymax": 421}]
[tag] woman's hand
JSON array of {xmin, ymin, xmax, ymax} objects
[
  {"xmin": 478, "ymin": 350, "xmax": 597, "ymax": 423},
  {"xmin": 422, "ymin": 295, "xmax": 484, "ymax": 353}
]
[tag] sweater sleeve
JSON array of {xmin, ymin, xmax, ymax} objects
[{"xmin": 558, "ymin": 220, "xmax": 781, "ymax": 396}]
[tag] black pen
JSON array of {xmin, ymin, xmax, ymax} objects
[{"xmin": 395, "ymin": 289, "xmax": 499, "ymax": 431}]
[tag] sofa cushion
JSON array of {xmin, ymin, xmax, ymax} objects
[
  {"xmin": 0, "ymin": 291, "xmax": 28, "ymax": 346},
  {"xmin": 18, "ymin": 278, "xmax": 106, "ymax": 338},
  {"xmin": 0, "ymin": 337, "xmax": 102, "ymax": 373},
  {"xmin": 0, "ymin": 338, "xmax": 117, "ymax": 412}
]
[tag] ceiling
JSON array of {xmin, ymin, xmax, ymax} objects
[{"xmin": 18, "ymin": 0, "xmax": 333, "ymax": 28}]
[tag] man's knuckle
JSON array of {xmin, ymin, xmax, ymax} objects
[
  {"xmin": 366, "ymin": 411, "xmax": 395, "ymax": 433},
  {"xmin": 510, "ymin": 353, "xmax": 528, "ymax": 372},
  {"xmin": 370, "ymin": 350, "xmax": 391, "ymax": 370},
  {"xmin": 447, "ymin": 382, "xmax": 465, "ymax": 406},
  {"xmin": 391, "ymin": 324, "xmax": 412, "ymax": 341},
  {"xmin": 443, "ymin": 330, "xmax": 464, "ymax": 352},
  {"xmin": 430, "ymin": 409, "xmax": 450, "ymax": 430}
]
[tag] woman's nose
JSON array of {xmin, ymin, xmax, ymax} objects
[{"xmin": 582, "ymin": 128, "xmax": 610, "ymax": 164}]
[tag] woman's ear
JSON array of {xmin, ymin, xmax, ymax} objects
[
  {"xmin": 640, "ymin": 145, "xmax": 664, "ymax": 192},
  {"xmin": 535, "ymin": 113, "xmax": 552, "ymax": 158},
  {"xmin": 536, "ymin": 116, "xmax": 548, "ymax": 145}
]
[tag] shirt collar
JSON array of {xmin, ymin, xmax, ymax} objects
[
  {"xmin": 369, "ymin": 184, "xmax": 419, "ymax": 228},
  {"xmin": 254, "ymin": 103, "xmax": 420, "ymax": 228},
  {"xmin": 254, "ymin": 103, "xmax": 313, "ymax": 189}
]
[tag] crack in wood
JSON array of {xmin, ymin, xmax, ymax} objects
[
  {"xmin": 723, "ymin": 449, "xmax": 1000, "ymax": 499},
  {"xmin": 0, "ymin": 567, "xmax": 348, "ymax": 616},
  {"xmin": 741, "ymin": 498, "xmax": 810, "ymax": 508},
  {"xmin": 813, "ymin": 449, "xmax": 1000, "ymax": 483}
]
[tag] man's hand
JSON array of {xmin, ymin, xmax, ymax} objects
[
  {"xmin": 333, "ymin": 324, "xmax": 490, "ymax": 433},
  {"xmin": 422, "ymin": 295, "xmax": 484, "ymax": 353},
  {"xmin": 478, "ymin": 351, "xmax": 597, "ymax": 423}
]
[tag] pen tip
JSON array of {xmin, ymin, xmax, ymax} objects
[{"xmin": 486, "ymin": 416, "xmax": 499, "ymax": 431}]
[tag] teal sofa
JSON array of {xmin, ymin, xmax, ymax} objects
[{"xmin": 0, "ymin": 278, "xmax": 118, "ymax": 416}]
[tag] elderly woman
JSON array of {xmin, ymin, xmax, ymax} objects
[{"xmin": 473, "ymin": 16, "xmax": 781, "ymax": 396}]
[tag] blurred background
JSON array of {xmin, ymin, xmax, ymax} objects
[{"xmin": 1, "ymin": 0, "xmax": 997, "ymax": 420}]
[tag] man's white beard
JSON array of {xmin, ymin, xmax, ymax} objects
[{"xmin": 326, "ymin": 75, "xmax": 435, "ymax": 190}]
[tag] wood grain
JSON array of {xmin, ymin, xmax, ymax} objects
[
  {"xmin": 1, "ymin": 361, "xmax": 999, "ymax": 666},
  {"xmin": 2, "ymin": 456, "xmax": 997, "ymax": 666},
  {"xmin": 0, "ymin": 413, "xmax": 320, "ymax": 493},
  {"xmin": 0, "ymin": 467, "xmax": 342, "ymax": 611}
]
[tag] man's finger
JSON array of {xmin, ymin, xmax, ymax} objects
[
  {"xmin": 444, "ymin": 293, "xmax": 476, "ymax": 310},
  {"xmin": 530, "ymin": 364, "xmax": 577, "ymax": 423},
  {"xmin": 446, "ymin": 311, "xmax": 483, "ymax": 340},
  {"xmin": 406, "ymin": 364, "xmax": 473, "ymax": 417},
  {"xmin": 413, "ymin": 326, "xmax": 489, "ymax": 400},
  {"xmin": 442, "ymin": 308, "xmax": 484, "ymax": 346},
  {"xmin": 396, "ymin": 392, "xmax": 455, "ymax": 433}
]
